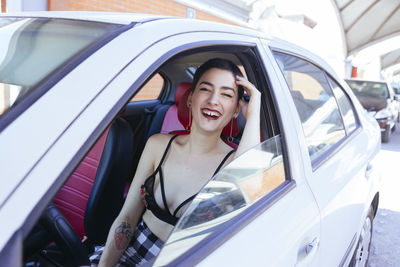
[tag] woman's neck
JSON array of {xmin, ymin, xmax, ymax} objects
[{"xmin": 185, "ymin": 127, "xmax": 222, "ymax": 155}]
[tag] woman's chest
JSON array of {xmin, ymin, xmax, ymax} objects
[{"xmin": 153, "ymin": 157, "xmax": 222, "ymax": 211}]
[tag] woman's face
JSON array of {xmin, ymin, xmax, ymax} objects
[{"xmin": 189, "ymin": 68, "xmax": 240, "ymax": 134}]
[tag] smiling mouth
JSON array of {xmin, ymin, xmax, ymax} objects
[{"xmin": 202, "ymin": 109, "xmax": 221, "ymax": 120}]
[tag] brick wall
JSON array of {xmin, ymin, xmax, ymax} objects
[
  {"xmin": 1, "ymin": 0, "xmax": 5, "ymax": 12},
  {"xmin": 48, "ymin": 0, "xmax": 235, "ymax": 25}
]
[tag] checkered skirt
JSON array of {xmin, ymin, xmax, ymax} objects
[{"xmin": 90, "ymin": 219, "xmax": 164, "ymax": 266}]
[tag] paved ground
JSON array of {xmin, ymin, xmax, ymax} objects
[{"xmin": 368, "ymin": 124, "xmax": 400, "ymax": 267}]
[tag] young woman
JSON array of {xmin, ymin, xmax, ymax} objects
[{"xmin": 90, "ymin": 58, "xmax": 261, "ymax": 266}]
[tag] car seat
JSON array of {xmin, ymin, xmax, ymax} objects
[{"xmin": 24, "ymin": 117, "xmax": 134, "ymax": 266}]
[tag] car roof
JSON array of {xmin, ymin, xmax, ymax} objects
[
  {"xmin": 1, "ymin": 11, "xmax": 333, "ymax": 72},
  {"xmin": 345, "ymin": 78, "xmax": 387, "ymax": 84},
  {"xmin": 0, "ymin": 11, "xmax": 173, "ymax": 25}
]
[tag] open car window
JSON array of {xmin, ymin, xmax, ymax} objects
[{"xmin": 155, "ymin": 135, "xmax": 286, "ymax": 265}]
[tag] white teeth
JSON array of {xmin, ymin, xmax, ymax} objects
[{"xmin": 203, "ymin": 110, "xmax": 219, "ymax": 117}]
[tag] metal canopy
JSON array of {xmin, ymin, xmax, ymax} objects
[
  {"xmin": 381, "ymin": 48, "xmax": 400, "ymax": 69},
  {"xmin": 331, "ymin": 0, "xmax": 400, "ymax": 56}
]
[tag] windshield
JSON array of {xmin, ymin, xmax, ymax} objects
[
  {"xmin": 346, "ymin": 80, "xmax": 389, "ymax": 99},
  {"xmin": 0, "ymin": 17, "xmax": 122, "ymax": 118}
]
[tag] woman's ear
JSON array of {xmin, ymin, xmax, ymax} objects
[
  {"xmin": 234, "ymin": 104, "xmax": 240, "ymax": 118},
  {"xmin": 187, "ymin": 92, "xmax": 192, "ymax": 107}
]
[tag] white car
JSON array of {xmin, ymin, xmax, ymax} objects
[{"xmin": 0, "ymin": 12, "xmax": 381, "ymax": 267}]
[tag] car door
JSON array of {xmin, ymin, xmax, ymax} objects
[
  {"xmin": 147, "ymin": 37, "xmax": 322, "ymax": 267},
  {"xmin": 270, "ymin": 48, "xmax": 380, "ymax": 266}
]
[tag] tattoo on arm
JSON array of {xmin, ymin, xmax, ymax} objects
[{"xmin": 114, "ymin": 222, "xmax": 133, "ymax": 250}]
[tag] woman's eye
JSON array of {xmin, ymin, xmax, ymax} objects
[
  {"xmin": 222, "ymin": 93, "xmax": 233, "ymax": 98},
  {"xmin": 200, "ymin": 87, "xmax": 210, "ymax": 92}
]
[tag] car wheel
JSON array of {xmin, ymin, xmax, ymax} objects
[
  {"xmin": 349, "ymin": 206, "xmax": 374, "ymax": 267},
  {"xmin": 382, "ymin": 125, "xmax": 390, "ymax": 143}
]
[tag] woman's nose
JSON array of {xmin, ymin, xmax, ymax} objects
[{"xmin": 208, "ymin": 91, "xmax": 219, "ymax": 104}]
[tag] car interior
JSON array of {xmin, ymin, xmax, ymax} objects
[{"xmin": 23, "ymin": 46, "xmax": 282, "ymax": 267}]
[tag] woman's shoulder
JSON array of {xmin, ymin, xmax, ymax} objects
[
  {"xmin": 146, "ymin": 133, "xmax": 176, "ymax": 149},
  {"xmin": 139, "ymin": 134, "xmax": 176, "ymax": 166}
]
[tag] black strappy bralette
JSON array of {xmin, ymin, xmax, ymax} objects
[{"xmin": 140, "ymin": 135, "xmax": 235, "ymax": 226}]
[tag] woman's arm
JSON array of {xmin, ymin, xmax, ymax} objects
[
  {"xmin": 98, "ymin": 135, "xmax": 159, "ymax": 266},
  {"xmin": 234, "ymin": 76, "xmax": 261, "ymax": 158}
]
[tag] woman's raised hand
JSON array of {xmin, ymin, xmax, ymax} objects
[
  {"xmin": 233, "ymin": 75, "xmax": 261, "ymax": 157},
  {"xmin": 235, "ymin": 76, "xmax": 261, "ymax": 119}
]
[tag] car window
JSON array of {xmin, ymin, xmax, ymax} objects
[
  {"xmin": 328, "ymin": 77, "xmax": 358, "ymax": 134},
  {"xmin": 273, "ymin": 52, "xmax": 345, "ymax": 164},
  {"xmin": 156, "ymin": 135, "xmax": 286, "ymax": 265},
  {"xmin": 346, "ymin": 80, "xmax": 389, "ymax": 99},
  {"xmin": 0, "ymin": 17, "xmax": 122, "ymax": 118},
  {"xmin": 129, "ymin": 73, "xmax": 164, "ymax": 102}
]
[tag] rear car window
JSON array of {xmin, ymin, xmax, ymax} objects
[
  {"xmin": 328, "ymin": 77, "xmax": 358, "ymax": 134},
  {"xmin": 0, "ymin": 17, "xmax": 122, "ymax": 118},
  {"xmin": 273, "ymin": 51, "xmax": 346, "ymax": 165},
  {"xmin": 130, "ymin": 73, "xmax": 164, "ymax": 102}
]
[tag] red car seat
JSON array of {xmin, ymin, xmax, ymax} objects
[
  {"xmin": 159, "ymin": 82, "xmax": 191, "ymax": 133},
  {"xmin": 24, "ymin": 117, "xmax": 134, "ymax": 266}
]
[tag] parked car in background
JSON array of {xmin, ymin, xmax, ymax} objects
[
  {"xmin": 391, "ymin": 82, "xmax": 400, "ymax": 114},
  {"xmin": 345, "ymin": 78, "xmax": 399, "ymax": 142},
  {"xmin": 0, "ymin": 12, "xmax": 381, "ymax": 267}
]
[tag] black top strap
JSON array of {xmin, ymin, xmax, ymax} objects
[
  {"xmin": 213, "ymin": 149, "xmax": 235, "ymax": 175},
  {"xmin": 173, "ymin": 149, "xmax": 236, "ymax": 216},
  {"xmin": 157, "ymin": 135, "xmax": 178, "ymax": 215},
  {"xmin": 157, "ymin": 135, "xmax": 179, "ymax": 168},
  {"xmin": 173, "ymin": 195, "xmax": 196, "ymax": 217},
  {"xmin": 158, "ymin": 169, "xmax": 171, "ymax": 215}
]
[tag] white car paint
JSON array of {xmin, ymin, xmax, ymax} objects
[{"xmin": 0, "ymin": 12, "xmax": 380, "ymax": 267}]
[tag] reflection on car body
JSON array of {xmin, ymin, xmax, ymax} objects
[{"xmin": 0, "ymin": 12, "xmax": 380, "ymax": 267}]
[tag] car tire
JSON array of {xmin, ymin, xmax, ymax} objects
[
  {"xmin": 349, "ymin": 206, "xmax": 374, "ymax": 267},
  {"xmin": 382, "ymin": 125, "xmax": 390, "ymax": 143}
]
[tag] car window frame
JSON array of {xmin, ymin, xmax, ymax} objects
[
  {"xmin": 129, "ymin": 72, "xmax": 169, "ymax": 102},
  {"xmin": 271, "ymin": 48, "xmax": 362, "ymax": 171},
  {"xmin": 326, "ymin": 73, "xmax": 361, "ymax": 136},
  {"xmin": 152, "ymin": 42, "xmax": 296, "ymax": 266}
]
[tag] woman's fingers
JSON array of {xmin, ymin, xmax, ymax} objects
[
  {"xmin": 235, "ymin": 76, "xmax": 260, "ymax": 98},
  {"xmin": 236, "ymin": 76, "xmax": 261, "ymax": 120},
  {"xmin": 236, "ymin": 76, "xmax": 261, "ymax": 103}
]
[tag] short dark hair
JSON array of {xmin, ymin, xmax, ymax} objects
[{"xmin": 191, "ymin": 58, "xmax": 244, "ymax": 103}]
